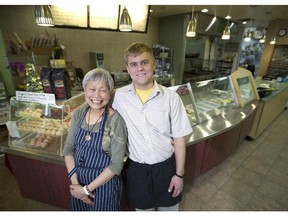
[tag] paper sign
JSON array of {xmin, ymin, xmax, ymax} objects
[{"xmin": 16, "ymin": 91, "xmax": 55, "ymax": 105}]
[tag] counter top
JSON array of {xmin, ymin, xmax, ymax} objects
[
  {"xmin": 254, "ymin": 79, "xmax": 288, "ymax": 102},
  {"xmin": 185, "ymin": 100, "xmax": 258, "ymax": 145},
  {"xmin": 1, "ymin": 100, "xmax": 259, "ymax": 163}
]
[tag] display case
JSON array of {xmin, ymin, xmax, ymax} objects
[
  {"xmin": 170, "ymin": 75, "xmax": 244, "ymax": 126},
  {"xmin": 169, "ymin": 83, "xmax": 199, "ymax": 126},
  {"xmin": 7, "ymin": 92, "xmax": 84, "ymax": 156},
  {"xmin": 189, "ymin": 76, "xmax": 237, "ymax": 124}
]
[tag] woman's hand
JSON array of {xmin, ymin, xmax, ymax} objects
[{"xmin": 69, "ymin": 184, "xmax": 94, "ymax": 206}]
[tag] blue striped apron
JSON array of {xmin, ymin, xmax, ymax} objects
[{"xmin": 68, "ymin": 106, "xmax": 122, "ymax": 211}]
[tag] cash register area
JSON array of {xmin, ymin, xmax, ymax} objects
[{"xmin": 0, "ymin": 109, "xmax": 287, "ymax": 211}]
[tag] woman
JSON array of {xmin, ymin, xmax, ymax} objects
[{"xmin": 63, "ymin": 68, "xmax": 127, "ymax": 211}]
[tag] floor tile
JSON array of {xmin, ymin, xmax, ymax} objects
[
  {"xmin": 207, "ymin": 190, "xmax": 246, "ymax": 210},
  {"xmin": 220, "ymin": 177, "xmax": 257, "ymax": 205}
]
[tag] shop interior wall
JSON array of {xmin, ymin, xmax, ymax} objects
[
  {"xmin": 258, "ymin": 19, "xmax": 288, "ymax": 77},
  {"xmin": 0, "ymin": 5, "xmax": 159, "ymax": 74}
]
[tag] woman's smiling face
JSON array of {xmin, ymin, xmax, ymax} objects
[{"xmin": 84, "ymin": 80, "xmax": 111, "ymax": 110}]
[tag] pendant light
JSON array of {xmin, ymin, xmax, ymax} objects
[
  {"xmin": 222, "ymin": 8, "xmax": 231, "ymax": 40},
  {"xmin": 243, "ymin": 6, "xmax": 256, "ymax": 42},
  {"xmin": 259, "ymin": 35, "xmax": 266, "ymax": 43},
  {"xmin": 244, "ymin": 30, "xmax": 251, "ymax": 42},
  {"xmin": 222, "ymin": 25, "xmax": 230, "ymax": 40},
  {"xmin": 186, "ymin": 5, "xmax": 197, "ymax": 37},
  {"xmin": 35, "ymin": 5, "xmax": 54, "ymax": 26},
  {"xmin": 119, "ymin": 6, "xmax": 132, "ymax": 32}
]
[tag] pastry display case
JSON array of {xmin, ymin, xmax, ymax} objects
[{"xmin": 7, "ymin": 92, "xmax": 84, "ymax": 156}]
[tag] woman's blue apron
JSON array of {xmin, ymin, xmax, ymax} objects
[{"xmin": 68, "ymin": 107, "xmax": 121, "ymax": 211}]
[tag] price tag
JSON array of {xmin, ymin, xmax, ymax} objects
[{"xmin": 16, "ymin": 91, "xmax": 56, "ymax": 105}]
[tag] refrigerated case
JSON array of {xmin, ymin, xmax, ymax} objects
[
  {"xmin": 171, "ymin": 68, "xmax": 259, "ymax": 126},
  {"xmin": 170, "ymin": 76, "xmax": 238, "ymax": 125},
  {"xmin": 7, "ymin": 92, "xmax": 84, "ymax": 156}
]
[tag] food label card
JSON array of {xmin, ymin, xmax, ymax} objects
[{"xmin": 16, "ymin": 91, "xmax": 56, "ymax": 105}]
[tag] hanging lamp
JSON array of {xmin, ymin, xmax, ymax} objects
[
  {"xmin": 119, "ymin": 6, "xmax": 132, "ymax": 32},
  {"xmin": 222, "ymin": 25, "xmax": 230, "ymax": 40},
  {"xmin": 35, "ymin": 5, "xmax": 54, "ymax": 26},
  {"xmin": 259, "ymin": 35, "xmax": 266, "ymax": 43},
  {"xmin": 186, "ymin": 5, "xmax": 197, "ymax": 37},
  {"xmin": 222, "ymin": 8, "xmax": 231, "ymax": 40},
  {"xmin": 244, "ymin": 30, "xmax": 251, "ymax": 42}
]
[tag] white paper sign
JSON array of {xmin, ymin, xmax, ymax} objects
[{"xmin": 16, "ymin": 91, "xmax": 56, "ymax": 105}]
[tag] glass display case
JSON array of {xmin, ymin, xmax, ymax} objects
[
  {"xmin": 7, "ymin": 92, "xmax": 84, "ymax": 156},
  {"xmin": 189, "ymin": 76, "xmax": 237, "ymax": 123},
  {"xmin": 169, "ymin": 83, "xmax": 199, "ymax": 126}
]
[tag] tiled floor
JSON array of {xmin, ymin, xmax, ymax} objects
[{"xmin": 0, "ymin": 109, "xmax": 288, "ymax": 211}]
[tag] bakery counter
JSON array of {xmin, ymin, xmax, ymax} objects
[{"xmin": 0, "ymin": 99, "xmax": 259, "ymax": 209}]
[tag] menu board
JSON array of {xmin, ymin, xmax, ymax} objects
[
  {"xmin": 51, "ymin": 5, "xmax": 88, "ymax": 27},
  {"xmin": 51, "ymin": 4, "xmax": 149, "ymax": 32},
  {"xmin": 89, "ymin": 5, "xmax": 119, "ymax": 29},
  {"xmin": 120, "ymin": 5, "xmax": 149, "ymax": 32}
]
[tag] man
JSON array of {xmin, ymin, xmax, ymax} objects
[
  {"xmin": 112, "ymin": 42, "xmax": 192, "ymax": 211},
  {"xmin": 244, "ymin": 50, "xmax": 256, "ymax": 76}
]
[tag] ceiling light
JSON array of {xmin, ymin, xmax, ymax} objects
[
  {"xmin": 244, "ymin": 31, "xmax": 251, "ymax": 42},
  {"xmin": 222, "ymin": 24, "xmax": 230, "ymax": 40},
  {"xmin": 201, "ymin": 9, "xmax": 208, "ymax": 13},
  {"xmin": 35, "ymin": 5, "xmax": 54, "ymax": 26},
  {"xmin": 186, "ymin": 5, "xmax": 197, "ymax": 37},
  {"xmin": 225, "ymin": 15, "xmax": 231, "ymax": 19},
  {"xmin": 119, "ymin": 6, "xmax": 132, "ymax": 32},
  {"xmin": 222, "ymin": 26, "xmax": 230, "ymax": 40},
  {"xmin": 242, "ymin": 21, "xmax": 247, "ymax": 25},
  {"xmin": 205, "ymin": 16, "xmax": 216, "ymax": 32}
]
